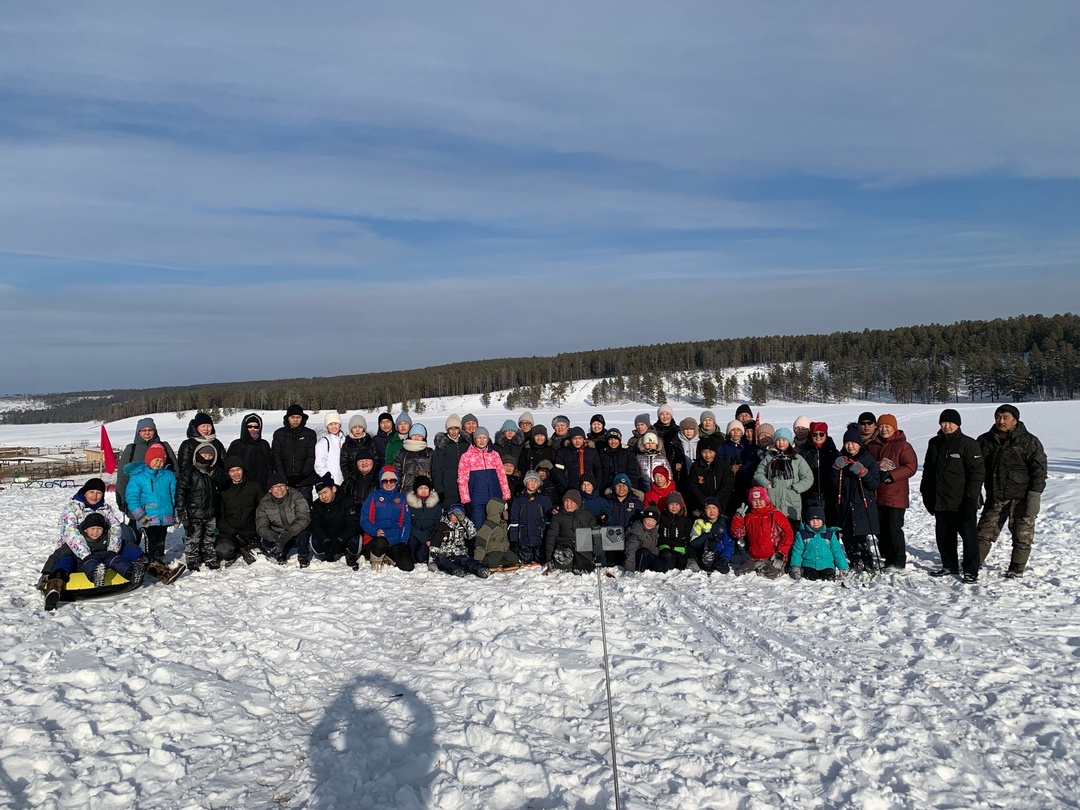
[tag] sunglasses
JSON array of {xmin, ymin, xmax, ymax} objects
[
  {"xmin": 246, "ymin": 425, "xmax": 260, "ymax": 430},
  {"xmin": 811, "ymin": 432, "xmax": 826, "ymax": 437},
  {"xmin": 859, "ymin": 421, "xmax": 875, "ymax": 426},
  {"xmin": 381, "ymin": 478, "xmax": 398, "ymax": 484}
]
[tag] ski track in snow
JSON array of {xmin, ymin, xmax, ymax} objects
[{"xmin": 2, "ymin": 400, "xmax": 1080, "ymax": 809}]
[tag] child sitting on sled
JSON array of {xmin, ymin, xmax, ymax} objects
[{"xmin": 428, "ymin": 504, "xmax": 488, "ymax": 578}]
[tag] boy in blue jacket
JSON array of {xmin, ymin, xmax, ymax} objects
[
  {"xmin": 789, "ymin": 506, "xmax": 849, "ymax": 581},
  {"xmin": 509, "ymin": 471, "xmax": 552, "ymax": 565}
]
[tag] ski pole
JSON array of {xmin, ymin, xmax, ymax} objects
[{"xmin": 594, "ymin": 562, "xmax": 623, "ymax": 810}]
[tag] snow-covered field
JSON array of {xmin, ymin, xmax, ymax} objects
[{"xmin": 2, "ymin": 393, "xmax": 1079, "ymax": 809}]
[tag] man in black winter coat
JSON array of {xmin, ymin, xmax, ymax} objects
[
  {"xmin": 309, "ymin": 475, "xmax": 361, "ymax": 569},
  {"xmin": 976, "ymin": 404, "xmax": 1047, "ymax": 578},
  {"xmin": 921, "ymin": 409, "xmax": 985, "ymax": 583},
  {"xmin": 226, "ymin": 413, "xmax": 272, "ymax": 492},
  {"xmin": 216, "ymin": 456, "xmax": 261, "ymax": 565},
  {"xmin": 272, "ymin": 404, "xmax": 317, "ymax": 504}
]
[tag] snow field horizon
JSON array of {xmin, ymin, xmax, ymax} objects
[{"xmin": 1, "ymin": 393, "xmax": 1079, "ymax": 807}]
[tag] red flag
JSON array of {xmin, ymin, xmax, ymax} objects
[{"xmin": 101, "ymin": 425, "xmax": 117, "ymax": 474}]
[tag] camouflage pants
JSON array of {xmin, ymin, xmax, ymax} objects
[{"xmin": 977, "ymin": 499, "xmax": 1035, "ymax": 574}]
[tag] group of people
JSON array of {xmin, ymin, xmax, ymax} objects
[{"xmin": 40, "ymin": 400, "xmax": 1047, "ymax": 605}]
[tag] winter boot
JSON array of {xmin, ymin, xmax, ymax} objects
[
  {"xmin": 148, "ymin": 560, "xmax": 186, "ymax": 585},
  {"xmin": 370, "ymin": 554, "xmax": 391, "ymax": 572},
  {"xmin": 89, "ymin": 564, "xmax": 106, "ymax": 588},
  {"xmin": 128, "ymin": 556, "xmax": 150, "ymax": 585},
  {"xmin": 475, "ymin": 566, "xmax": 491, "ymax": 579},
  {"xmin": 701, "ymin": 541, "xmax": 717, "ymax": 570},
  {"xmin": 346, "ymin": 553, "xmax": 360, "ymax": 571},
  {"xmin": 686, "ymin": 557, "xmax": 702, "ymax": 573},
  {"xmin": 239, "ymin": 546, "xmax": 257, "ymax": 565},
  {"xmin": 451, "ymin": 566, "xmax": 467, "ymax": 577},
  {"xmin": 44, "ymin": 577, "xmax": 66, "ymax": 611},
  {"xmin": 299, "ymin": 558, "xmax": 311, "ymax": 569}
]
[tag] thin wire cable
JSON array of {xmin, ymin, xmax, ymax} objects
[{"xmin": 595, "ymin": 564, "xmax": 623, "ymax": 810}]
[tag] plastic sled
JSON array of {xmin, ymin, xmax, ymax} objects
[{"xmin": 39, "ymin": 570, "xmax": 142, "ymax": 603}]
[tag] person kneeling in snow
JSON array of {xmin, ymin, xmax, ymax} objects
[
  {"xmin": 428, "ymin": 504, "xmax": 488, "ymax": 578},
  {"xmin": 359, "ymin": 467, "xmax": 414, "ymax": 571},
  {"xmin": 256, "ymin": 474, "xmax": 313, "ymax": 567},
  {"xmin": 789, "ymin": 505, "xmax": 849, "ymax": 582},
  {"xmin": 544, "ymin": 490, "xmax": 598, "ymax": 574},
  {"xmin": 729, "ymin": 486, "xmax": 793, "ymax": 579}
]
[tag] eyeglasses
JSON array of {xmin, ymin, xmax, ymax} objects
[{"xmin": 811, "ymin": 432, "xmax": 826, "ymax": 437}]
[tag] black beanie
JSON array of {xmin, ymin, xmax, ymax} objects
[
  {"xmin": 80, "ymin": 512, "xmax": 110, "ymax": 533},
  {"xmin": 939, "ymin": 408, "xmax": 962, "ymax": 426},
  {"xmin": 80, "ymin": 478, "xmax": 106, "ymax": 495},
  {"xmin": 995, "ymin": 404, "xmax": 1020, "ymax": 420}
]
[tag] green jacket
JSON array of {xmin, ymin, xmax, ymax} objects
[{"xmin": 977, "ymin": 421, "xmax": 1046, "ymax": 503}]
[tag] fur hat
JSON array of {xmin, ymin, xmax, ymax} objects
[
  {"xmin": 447, "ymin": 503, "xmax": 466, "ymax": 520},
  {"xmin": 939, "ymin": 409, "xmax": 962, "ymax": 426},
  {"xmin": 445, "ymin": 413, "xmax": 462, "ymax": 430},
  {"xmin": 324, "ymin": 411, "xmax": 342, "ymax": 427},
  {"xmin": 348, "ymin": 414, "xmax": 368, "ymax": 431},
  {"xmin": 536, "ymin": 459, "xmax": 554, "ymax": 471},
  {"xmin": 413, "ymin": 474, "xmax": 433, "ymax": 491},
  {"xmin": 144, "ymin": 444, "xmax": 167, "ymax": 466}
]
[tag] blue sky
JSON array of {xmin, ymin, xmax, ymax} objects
[{"xmin": 1, "ymin": 2, "xmax": 1078, "ymax": 394}]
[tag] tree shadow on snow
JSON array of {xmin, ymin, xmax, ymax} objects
[{"xmin": 308, "ymin": 674, "xmax": 436, "ymax": 809}]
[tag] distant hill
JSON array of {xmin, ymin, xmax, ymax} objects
[{"xmin": 2, "ymin": 313, "xmax": 1077, "ymax": 424}]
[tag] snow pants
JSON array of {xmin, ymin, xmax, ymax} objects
[{"xmin": 977, "ymin": 499, "xmax": 1035, "ymax": 574}]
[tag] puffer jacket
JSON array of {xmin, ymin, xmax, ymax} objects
[
  {"xmin": 790, "ymin": 524, "xmax": 849, "ymax": 571},
  {"xmin": 977, "ymin": 421, "xmax": 1047, "ymax": 503},
  {"xmin": 730, "ymin": 501, "xmax": 793, "ymax": 561},
  {"xmin": 315, "ymin": 429, "xmax": 346, "ymax": 485},
  {"xmin": 431, "ymin": 431, "xmax": 470, "ymax": 504},
  {"xmin": 394, "ymin": 441, "xmax": 433, "ymax": 495},
  {"xmin": 407, "ymin": 489, "xmax": 442, "ymax": 544},
  {"xmin": 754, "ymin": 448, "xmax": 814, "ymax": 522},
  {"xmin": 634, "ymin": 449, "xmax": 670, "ymax": 493},
  {"xmin": 684, "ymin": 456, "xmax": 735, "ymax": 515},
  {"xmin": 509, "ymin": 490, "xmax": 553, "ymax": 549},
  {"xmin": 833, "ymin": 446, "xmax": 881, "ymax": 535},
  {"xmin": 177, "ymin": 418, "xmax": 227, "ymax": 473},
  {"xmin": 340, "ymin": 432, "xmax": 382, "ymax": 481},
  {"xmin": 359, "ymin": 488, "xmax": 411, "ymax": 546},
  {"xmin": 58, "ymin": 493, "xmax": 125, "ymax": 557},
  {"xmin": 544, "ymin": 509, "xmax": 597, "ymax": 564},
  {"xmin": 429, "ymin": 513, "xmax": 477, "ymax": 558},
  {"xmin": 518, "ymin": 440, "xmax": 555, "ymax": 478},
  {"xmin": 457, "ymin": 444, "xmax": 511, "ymax": 507},
  {"xmin": 271, "ymin": 413, "xmax": 317, "ymax": 490},
  {"xmin": 920, "ymin": 428, "xmax": 984, "ymax": 513},
  {"xmin": 624, "ymin": 519, "xmax": 660, "ymax": 571},
  {"xmin": 124, "ymin": 462, "xmax": 177, "ymax": 527},
  {"xmin": 800, "ymin": 438, "xmax": 840, "ymax": 511},
  {"xmin": 866, "ymin": 429, "xmax": 918, "ymax": 509},
  {"xmin": 310, "ymin": 493, "xmax": 359, "ymax": 542},
  {"xmin": 116, "ymin": 430, "xmax": 178, "ymax": 514},
  {"xmin": 553, "ymin": 443, "xmax": 603, "ymax": 497},
  {"xmin": 175, "ymin": 447, "xmax": 229, "ymax": 523},
  {"xmin": 605, "ymin": 493, "xmax": 644, "ymax": 530},
  {"xmin": 256, "ymin": 487, "xmax": 311, "ymax": 542},
  {"xmin": 598, "ymin": 444, "xmax": 639, "ymax": 492},
  {"xmin": 226, "ymin": 414, "xmax": 273, "ymax": 491},
  {"xmin": 217, "ymin": 477, "xmax": 262, "ymax": 540}
]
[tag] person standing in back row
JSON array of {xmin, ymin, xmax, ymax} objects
[
  {"xmin": 976, "ymin": 404, "xmax": 1047, "ymax": 579},
  {"xmin": 272, "ymin": 404, "xmax": 317, "ymax": 505},
  {"xmin": 921, "ymin": 409, "xmax": 984, "ymax": 583}
]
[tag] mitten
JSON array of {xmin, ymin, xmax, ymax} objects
[
  {"xmin": 833, "ymin": 457, "xmax": 849, "ymax": 471},
  {"xmin": 137, "ymin": 515, "xmax": 152, "ymax": 528},
  {"xmin": 1025, "ymin": 492, "xmax": 1041, "ymax": 517},
  {"xmin": 790, "ymin": 566, "xmax": 802, "ymax": 581},
  {"xmin": 848, "ymin": 461, "xmax": 866, "ymax": 476}
]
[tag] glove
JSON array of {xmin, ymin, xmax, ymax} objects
[
  {"xmin": 736, "ymin": 504, "xmax": 749, "ymax": 517},
  {"xmin": 836, "ymin": 569, "xmax": 847, "ymax": 581},
  {"xmin": 790, "ymin": 566, "xmax": 802, "ymax": 581},
  {"xmin": 833, "ymin": 457, "xmax": 849, "ymax": 471},
  {"xmin": 848, "ymin": 461, "xmax": 866, "ymax": 476},
  {"xmin": 960, "ymin": 497, "xmax": 979, "ymax": 522},
  {"xmin": 1025, "ymin": 492, "xmax": 1041, "ymax": 518},
  {"xmin": 718, "ymin": 560, "xmax": 731, "ymax": 575},
  {"xmin": 880, "ymin": 471, "xmax": 894, "ymax": 484},
  {"xmin": 137, "ymin": 515, "xmax": 152, "ymax": 528},
  {"xmin": 770, "ymin": 552, "xmax": 784, "ymax": 564}
]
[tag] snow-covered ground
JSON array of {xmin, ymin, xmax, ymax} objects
[{"xmin": 2, "ymin": 393, "xmax": 1079, "ymax": 809}]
